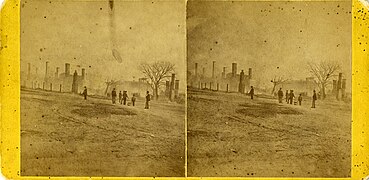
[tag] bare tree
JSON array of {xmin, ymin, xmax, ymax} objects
[
  {"xmin": 104, "ymin": 79, "xmax": 118, "ymax": 96},
  {"xmin": 308, "ymin": 61, "xmax": 341, "ymax": 99},
  {"xmin": 270, "ymin": 76, "xmax": 289, "ymax": 95},
  {"xmin": 139, "ymin": 61, "xmax": 175, "ymax": 100}
]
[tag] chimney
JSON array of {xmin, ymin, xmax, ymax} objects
[
  {"xmin": 342, "ymin": 79, "xmax": 346, "ymax": 90},
  {"xmin": 175, "ymin": 80, "xmax": 180, "ymax": 90},
  {"xmin": 337, "ymin": 73, "xmax": 343, "ymax": 89},
  {"xmin": 174, "ymin": 80, "xmax": 180, "ymax": 98},
  {"xmin": 333, "ymin": 80, "xmax": 337, "ymax": 92},
  {"xmin": 232, "ymin": 63, "xmax": 237, "ymax": 77},
  {"xmin": 82, "ymin": 68, "xmax": 86, "ymax": 79},
  {"xmin": 27, "ymin": 63, "xmax": 31, "ymax": 80},
  {"xmin": 195, "ymin": 63, "xmax": 198, "ymax": 76},
  {"xmin": 169, "ymin": 73, "xmax": 176, "ymax": 101},
  {"xmin": 239, "ymin": 70, "xmax": 245, "ymax": 93},
  {"xmin": 65, "ymin": 63, "xmax": 70, "ymax": 76},
  {"xmin": 72, "ymin": 70, "xmax": 78, "ymax": 93},
  {"xmin": 165, "ymin": 80, "xmax": 170, "ymax": 96},
  {"xmin": 55, "ymin": 67, "xmax": 59, "ymax": 78},
  {"xmin": 222, "ymin": 67, "xmax": 226, "ymax": 78},
  {"xmin": 212, "ymin": 61, "xmax": 215, "ymax": 78},
  {"xmin": 45, "ymin": 61, "xmax": 49, "ymax": 79},
  {"xmin": 203, "ymin": 67, "xmax": 205, "ymax": 76},
  {"xmin": 248, "ymin": 68, "xmax": 252, "ymax": 79},
  {"xmin": 171, "ymin": 74, "xmax": 176, "ymax": 86}
]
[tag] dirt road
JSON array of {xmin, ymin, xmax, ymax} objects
[
  {"xmin": 21, "ymin": 89, "xmax": 185, "ymax": 177},
  {"xmin": 187, "ymin": 88, "xmax": 351, "ymax": 177}
]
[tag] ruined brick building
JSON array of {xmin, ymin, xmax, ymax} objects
[
  {"xmin": 188, "ymin": 61, "xmax": 254, "ymax": 93},
  {"xmin": 22, "ymin": 62, "xmax": 86, "ymax": 93}
]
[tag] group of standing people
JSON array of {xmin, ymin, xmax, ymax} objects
[
  {"xmin": 81, "ymin": 86, "xmax": 151, "ymax": 109},
  {"xmin": 111, "ymin": 88, "xmax": 151, "ymax": 109},
  {"xmin": 285, "ymin": 89, "xmax": 300, "ymax": 105},
  {"xmin": 277, "ymin": 88, "xmax": 317, "ymax": 108}
]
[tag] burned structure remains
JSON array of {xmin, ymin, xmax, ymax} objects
[
  {"xmin": 164, "ymin": 73, "xmax": 180, "ymax": 100},
  {"xmin": 332, "ymin": 72, "xmax": 347, "ymax": 100},
  {"xmin": 22, "ymin": 62, "xmax": 86, "ymax": 93},
  {"xmin": 188, "ymin": 61, "xmax": 253, "ymax": 93}
]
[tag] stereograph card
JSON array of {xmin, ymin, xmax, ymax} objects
[{"xmin": 0, "ymin": 0, "xmax": 368, "ymax": 179}]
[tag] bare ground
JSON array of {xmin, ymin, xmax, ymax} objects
[
  {"xmin": 187, "ymin": 88, "xmax": 351, "ymax": 177},
  {"xmin": 21, "ymin": 88, "xmax": 185, "ymax": 177}
]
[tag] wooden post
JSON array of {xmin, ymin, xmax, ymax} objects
[
  {"xmin": 227, "ymin": 84, "xmax": 229, "ymax": 92},
  {"xmin": 42, "ymin": 82, "xmax": 45, "ymax": 90},
  {"xmin": 59, "ymin": 84, "xmax": 62, "ymax": 92},
  {"xmin": 210, "ymin": 82, "xmax": 212, "ymax": 90},
  {"xmin": 205, "ymin": 83, "xmax": 207, "ymax": 89},
  {"xmin": 50, "ymin": 83, "xmax": 52, "ymax": 91},
  {"xmin": 217, "ymin": 83, "xmax": 219, "ymax": 91}
]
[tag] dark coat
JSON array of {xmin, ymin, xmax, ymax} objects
[
  {"xmin": 278, "ymin": 90, "xmax": 283, "ymax": 97},
  {"xmin": 146, "ymin": 94, "xmax": 151, "ymax": 101},
  {"xmin": 123, "ymin": 92, "xmax": 128, "ymax": 99},
  {"xmin": 112, "ymin": 90, "xmax": 117, "ymax": 97},
  {"xmin": 249, "ymin": 88, "xmax": 254, "ymax": 95}
]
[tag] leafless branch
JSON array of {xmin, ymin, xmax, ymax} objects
[
  {"xmin": 307, "ymin": 60, "xmax": 341, "ymax": 98},
  {"xmin": 139, "ymin": 61, "xmax": 175, "ymax": 99}
]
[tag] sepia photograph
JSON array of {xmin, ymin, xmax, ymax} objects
[
  {"xmin": 20, "ymin": 0, "xmax": 186, "ymax": 177},
  {"xmin": 187, "ymin": 0, "xmax": 352, "ymax": 177}
]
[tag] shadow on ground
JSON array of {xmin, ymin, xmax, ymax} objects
[
  {"xmin": 71, "ymin": 103, "xmax": 137, "ymax": 118},
  {"xmin": 237, "ymin": 102, "xmax": 303, "ymax": 118}
]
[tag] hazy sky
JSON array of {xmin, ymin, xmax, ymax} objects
[
  {"xmin": 187, "ymin": 1, "xmax": 351, "ymax": 90},
  {"xmin": 21, "ymin": 0, "xmax": 186, "ymax": 88}
]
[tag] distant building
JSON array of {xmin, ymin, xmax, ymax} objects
[{"xmin": 276, "ymin": 77, "xmax": 318, "ymax": 96}]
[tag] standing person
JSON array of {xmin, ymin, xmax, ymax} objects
[
  {"xmin": 249, "ymin": 86, "xmax": 254, "ymax": 99},
  {"xmin": 123, "ymin": 91, "xmax": 128, "ymax": 105},
  {"xmin": 131, "ymin": 94, "xmax": 136, "ymax": 106},
  {"xmin": 277, "ymin": 88, "xmax": 284, "ymax": 103},
  {"xmin": 118, "ymin": 91, "xmax": 122, "ymax": 104},
  {"xmin": 285, "ymin": 90, "xmax": 289, "ymax": 103},
  {"xmin": 289, "ymin": 90, "xmax": 295, "ymax": 104},
  {"xmin": 111, "ymin": 88, "xmax": 117, "ymax": 104},
  {"xmin": 145, "ymin": 91, "xmax": 151, "ymax": 109},
  {"xmin": 83, "ymin": 86, "xmax": 88, "ymax": 100},
  {"xmin": 312, "ymin": 90, "xmax": 317, "ymax": 108},
  {"xmin": 298, "ymin": 94, "xmax": 303, "ymax": 106}
]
